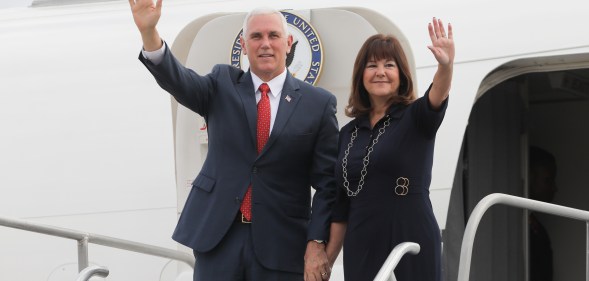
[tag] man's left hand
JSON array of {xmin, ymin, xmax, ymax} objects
[{"xmin": 304, "ymin": 241, "xmax": 331, "ymax": 281}]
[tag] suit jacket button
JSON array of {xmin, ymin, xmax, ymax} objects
[{"xmin": 252, "ymin": 167, "xmax": 257, "ymax": 174}]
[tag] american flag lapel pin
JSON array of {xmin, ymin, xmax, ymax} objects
[{"xmin": 285, "ymin": 95, "xmax": 292, "ymax": 102}]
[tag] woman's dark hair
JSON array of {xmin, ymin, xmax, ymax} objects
[{"xmin": 345, "ymin": 34, "xmax": 416, "ymax": 118}]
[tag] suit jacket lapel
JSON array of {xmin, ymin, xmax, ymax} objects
[
  {"xmin": 259, "ymin": 73, "xmax": 301, "ymax": 156},
  {"xmin": 236, "ymin": 71, "xmax": 257, "ymax": 149}
]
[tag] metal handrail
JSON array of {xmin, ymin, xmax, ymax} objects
[
  {"xmin": 0, "ymin": 215, "xmax": 195, "ymax": 273},
  {"xmin": 457, "ymin": 193, "xmax": 589, "ymax": 281},
  {"xmin": 76, "ymin": 265, "xmax": 109, "ymax": 281},
  {"xmin": 373, "ymin": 242, "xmax": 421, "ymax": 281}
]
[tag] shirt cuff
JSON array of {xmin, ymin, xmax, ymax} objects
[{"xmin": 141, "ymin": 40, "xmax": 165, "ymax": 65}]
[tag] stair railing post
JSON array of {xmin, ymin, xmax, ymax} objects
[{"xmin": 78, "ymin": 236, "xmax": 89, "ymax": 272}]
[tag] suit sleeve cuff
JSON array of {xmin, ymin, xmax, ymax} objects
[{"xmin": 141, "ymin": 40, "xmax": 166, "ymax": 65}]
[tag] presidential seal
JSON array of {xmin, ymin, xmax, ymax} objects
[{"xmin": 230, "ymin": 11, "xmax": 324, "ymax": 85}]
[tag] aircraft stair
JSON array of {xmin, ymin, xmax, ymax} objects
[{"xmin": 1, "ymin": 193, "xmax": 588, "ymax": 281}]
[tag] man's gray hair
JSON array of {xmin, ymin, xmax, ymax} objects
[{"xmin": 242, "ymin": 7, "xmax": 289, "ymax": 38}]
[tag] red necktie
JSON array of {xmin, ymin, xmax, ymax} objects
[{"xmin": 240, "ymin": 83, "xmax": 271, "ymax": 221}]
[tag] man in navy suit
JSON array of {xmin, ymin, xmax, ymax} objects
[{"xmin": 129, "ymin": 1, "xmax": 338, "ymax": 280}]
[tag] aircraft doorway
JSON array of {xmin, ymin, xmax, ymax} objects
[
  {"xmin": 444, "ymin": 53, "xmax": 589, "ymax": 281},
  {"xmin": 525, "ymin": 68, "xmax": 589, "ymax": 281}
]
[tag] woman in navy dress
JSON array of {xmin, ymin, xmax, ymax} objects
[{"xmin": 325, "ymin": 18, "xmax": 454, "ymax": 281}]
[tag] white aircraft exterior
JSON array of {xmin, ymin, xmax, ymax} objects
[{"xmin": 1, "ymin": 0, "xmax": 588, "ymax": 280}]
